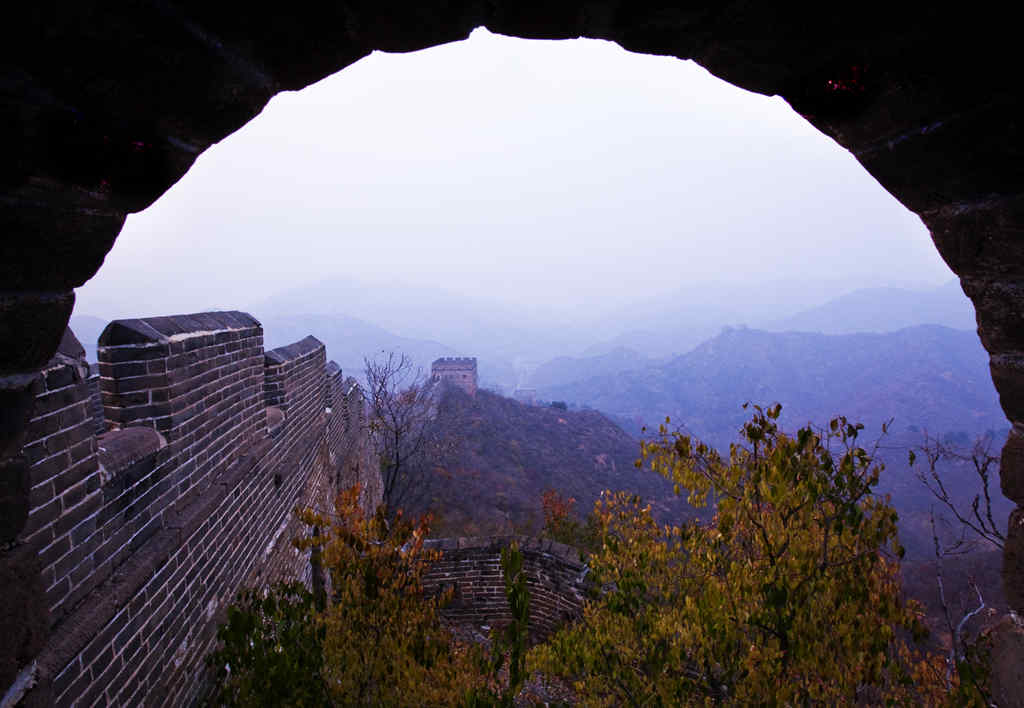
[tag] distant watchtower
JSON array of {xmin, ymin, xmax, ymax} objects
[{"xmin": 431, "ymin": 357, "xmax": 478, "ymax": 397}]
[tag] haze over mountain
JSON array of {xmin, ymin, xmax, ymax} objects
[
  {"xmin": 72, "ymin": 29, "xmax": 954, "ymax": 335},
  {"xmin": 765, "ymin": 279, "xmax": 975, "ymax": 334},
  {"xmin": 72, "ymin": 276, "xmax": 980, "ymax": 396},
  {"xmin": 246, "ymin": 276, "xmax": 583, "ymax": 372},
  {"xmin": 576, "ymin": 278, "xmax": 975, "ymax": 360},
  {"xmin": 526, "ymin": 347, "xmax": 651, "ymax": 390},
  {"xmin": 67, "ymin": 315, "xmax": 108, "ymax": 362},
  {"xmin": 260, "ymin": 312, "xmax": 450, "ymax": 378},
  {"xmin": 540, "ymin": 325, "xmax": 1006, "ymax": 447}
]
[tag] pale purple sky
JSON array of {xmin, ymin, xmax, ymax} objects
[{"xmin": 76, "ymin": 28, "xmax": 952, "ymax": 321}]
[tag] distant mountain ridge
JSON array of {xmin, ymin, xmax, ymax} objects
[
  {"xmin": 540, "ymin": 325, "xmax": 1005, "ymax": 448},
  {"xmin": 766, "ymin": 280, "xmax": 975, "ymax": 334},
  {"xmin": 247, "ymin": 276, "xmax": 586, "ymax": 370},
  {"xmin": 526, "ymin": 346, "xmax": 650, "ymax": 390},
  {"xmin": 257, "ymin": 313, "xmax": 461, "ymax": 383},
  {"xmin": 577, "ymin": 279, "xmax": 974, "ymax": 360}
]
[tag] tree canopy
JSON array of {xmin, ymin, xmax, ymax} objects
[
  {"xmin": 532, "ymin": 405, "xmax": 966, "ymax": 705},
  {"xmin": 208, "ymin": 405, "xmax": 992, "ymax": 706}
]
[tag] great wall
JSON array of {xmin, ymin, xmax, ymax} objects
[
  {"xmin": 431, "ymin": 357, "xmax": 479, "ymax": 398},
  {"xmin": 3, "ymin": 312, "xmax": 587, "ymax": 706},
  {"xmin": 4, "ymin": 7, "xmax": 1024, "ymax": 700},
  {"xmin": 422, "ymin": 536, "xmax": 588, "ymax": 643},
  {"xmin": 4, "ymin": 312, "xmax": 377, "ymax": 705}
]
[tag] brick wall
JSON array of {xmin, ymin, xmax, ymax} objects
[
  {"xmin": 98, "ymin": 312, "xmax": 265, "ymax": 500},
  {"xmin": 13, "ymin": 312, "xmax": 381, "ymax": 707},
  {"xmin": 18, "ymin": 351, "xmax": 101, "ymax": 631},
  {"xmin": 329, "ymin": 373, "xmax": 381, "ymax": 514},
  {"xmin": 431, "ymin": 357, "xmax": 478, "ymax": 397},
  {"xmin": 251, "ymin": 337, "xmax": 329, "ymax": 589},
  {"xmin": 264, "ymin": 336, "xmax": 325, "ymax": 432},
  {"xmin": 422, "ymin": 536, "xmax": 588, "ymax": 642},
  {"xmin": 87, "ymin": 364, "xmax": 105, "ymax": 436}
]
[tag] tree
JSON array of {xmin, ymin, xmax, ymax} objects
[
  {"xmin": 911, "ymin": 431, "xmax": 1006, "ymax": 552},
  {"xmin": 206, "ymin": 581, "xmax": 328, "ymax": 706},
  {"xmin": 540, "ymin": 489, "xmax": 600, "ymax": 554},
  {"xmin": 463, "ymin": 542, "xmax": 533, "ymax": 707},
  {"xmin": 208, "ymin": 486, "xmax": 471, "ymax": 706},
  {"xmin": 910, "ymin": 432, "xmax": 1007, "ymax": 701},
  {"xmin": 532, "ymin": 405, "xmax": 955, "ymax": 705},
  {"xmin": 364, "ymin": 351, "xmax": 455, "ymax": 516},
  {"xmin": 297, "ymin": 485, "xmax": 479, "ymax": 705},
  {"xmin": 207, "ymin": 485, "xmax": 537, "ymax": 706}
]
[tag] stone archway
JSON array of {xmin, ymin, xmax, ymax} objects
[{"xmin": 3, "ymin": 2, "xmax": 1022, "ymax": 692}]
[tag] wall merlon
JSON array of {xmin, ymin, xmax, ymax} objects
[
  {"xmin": 11, "ymin": 314, "xmax": 383, "ymax": 705},
  {"xmin": 264, "ymin": 335, "xmax": 324, "ymax": 365}
]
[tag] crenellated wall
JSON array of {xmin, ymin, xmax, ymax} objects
[
  {"xmin": 18, "ymin": 333, "xmax": 101, "ymax": 633},
  {"xmin": 8, "ymin": 312, "xmax": 381, "ymax": 707},
  {"xmin": 327, "ymin": 368, "xmax": 381, "ymax": 513},
  {"xmin": 422, "ymin": 536, "xmax": 589, "ymax": 643},
  {"xmin": 432, "ymin": 357, "xmax": 478, "ymax": 397},
  {"xmin": 3, "ymin": 8, "xmax": 1024, "ymax": 696}
]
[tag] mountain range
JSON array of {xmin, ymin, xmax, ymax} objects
[
  {"xmin": 575, "ymin": 279, "xmax": 973, "ymax": 360},
  {"xmin": 765, "ymin": 279, "xmax": 975, "ymax": 334},
  {"xmin": 539, "ymin": 325, "xmax": 1006, "ymax": 448}
]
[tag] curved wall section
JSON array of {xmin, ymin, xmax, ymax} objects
[{"xmin": 422, "ymin": 536, "xmax": 589, "ymax": 642}]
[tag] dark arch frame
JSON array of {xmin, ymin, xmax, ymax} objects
[{"xmin": 3, "ymin": 1, "xmax": 1022, "ymax": 693}]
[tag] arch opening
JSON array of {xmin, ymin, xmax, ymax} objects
[{"xmin": 3, "ymin": 8, "xmax": 1023, "ymax": 703}]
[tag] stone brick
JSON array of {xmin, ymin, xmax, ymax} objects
[
  {"xmin": 1002, "ymin": 428, "xmax": 1024, "ymax": 506},
  {"xmin": 0, "ymin": 292, "xmax": 75, "ymax": 374},
  {"xmin": 988, "ymin": 613, "xmax": 1024, "ymax": 707},
  {"xmin": 992, "ymin": 355, "xmax": 1024, "ymax": 426},
  {"xmin": 10, "ymin": 313, "xmax": 382, "ymax": 705},
  {"xmin": 1006, "ymin": 508, "xmax": 1024, "ymax": 614}
]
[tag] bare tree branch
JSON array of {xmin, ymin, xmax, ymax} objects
[
  {"xmin": 364, "ymin": 352, "xmax": 441, "ymax": 517},
  {"xmin": 913, "ymin": 432, "xmax": 1005, "ymax": 550}
]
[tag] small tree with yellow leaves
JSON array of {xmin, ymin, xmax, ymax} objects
[
  {"xmin": 293, "ymin": 484, "xmax": 482, "ymax": 705},
  {"xmin": 532, "ymin": 405, "xmax": 958, "ymax": 705}
]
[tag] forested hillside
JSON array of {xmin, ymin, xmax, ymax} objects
[{"xmin": 414, "ymin": 389, "xmax": 691, "ymax": 536}]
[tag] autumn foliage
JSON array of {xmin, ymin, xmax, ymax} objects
[
  {"xmin": 532, "ymin": 405, "xmax": 974, "ymax": 705},
  {"xmin": 207, "ymin": 485, "xmax": 537, "ymax": 706},
  {"xmin": 209, "ymin": 406, "xmax": 992, "ymax": 706}
]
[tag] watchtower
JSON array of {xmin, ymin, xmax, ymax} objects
[{"xmin": 431, "ymin": 357, "xmax": 478, "ymax": 396}]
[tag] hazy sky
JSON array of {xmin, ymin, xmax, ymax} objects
[{"xmin": 76, "ymin": 28, "xmax": 952, "ymax": 321}]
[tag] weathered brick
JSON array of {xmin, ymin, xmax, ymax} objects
[{"xmin": 17, "ymin": 316, "xmax": 379, "ymax": 704}]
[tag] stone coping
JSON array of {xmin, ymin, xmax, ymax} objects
[
  {"xmin": 423, "ymin": 535, "xmax": 585, "ymax": 567},
  {"xmin": 264, "ymin": 335, "xmax": 323, "ymax": 365},
  {"xmin": 98, "ymin": 311, "xmax": 260, "ymax": 347},
  {"xmin": 97, "ymin": 427, "xmax": 166, "ymax": 476}
]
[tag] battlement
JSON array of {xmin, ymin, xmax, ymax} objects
[
  {"xmin": 422, "ymin": 535, "xmax": 588, "ymax": 642},
  {"xmin": 14, "ymin": 311, "xmax": 381, "ymax": 706},
  {"xmin": 431, "ymin": 356, "xmax": 478, "ymax": 397}
]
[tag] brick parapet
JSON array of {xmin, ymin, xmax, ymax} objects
[
  {"xmin": 263, "ymin": 336, "xmax": 325, "ymax": 433},
  {"xmin": 18, "ymin": 351, "xmax": 102, "ymax": 630},
  {"xmin": 422, "ymin": 535, "xmax": 588, "ymax": 642},
  {"xmin": 14, "ymin": 314, "xmax": 384, "ymax": 706},
  {"xmin": 328, "ymin": 375, "xmax": 381, "ymax": 514},
  {"xmin": 86, "ymin": 364, "xmax": 105, "ymax": 436}
]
